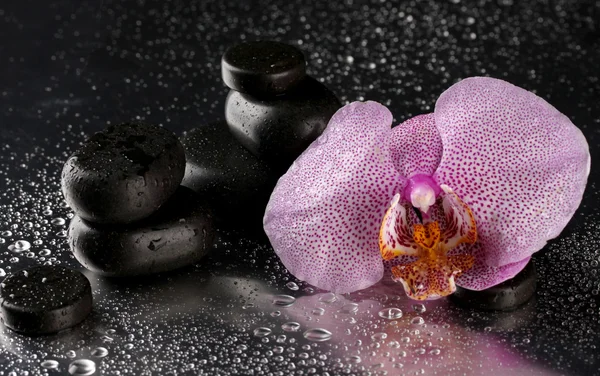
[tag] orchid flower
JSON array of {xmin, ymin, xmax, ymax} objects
[{"xmin": 263, "ymin": 77, "xmax": 590, "ymax": 300}]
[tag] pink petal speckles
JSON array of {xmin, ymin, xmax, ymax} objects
[
  {"xmin": 434, "ymin": 77, "xmax": 590, "ymax": 268},
  {"xmin": 390, "ymin": 113, "xmax": 442, "ymax": 178},
  {"xmin": 264, "ymin": 101, "xmax": 404, "ymax": 294}
]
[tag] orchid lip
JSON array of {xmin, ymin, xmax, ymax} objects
[{"xmin": 380, "ymin": 183, "xmax": 477, "ymax": 300}]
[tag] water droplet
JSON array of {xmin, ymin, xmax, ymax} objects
[
  {"xmin": 371, "ymin": 332, "xmax": 388, "ymax": 341},
  {"xmin": 253, "ymin": 327, "xmax": 272, "ymax": 337},
  {"xmin": 270, "ymin": 310, "xmax": 281, "ymax": 317},
  {"xmin": 13, "ymin": 240, "xmax": 30, "ymax": 252},
  {"xmin": 378, "ymin": 307, "xmax": 403, "ymax": 319},
  {"xmin": 429, "ymin": 348, "xmax": 441, "ymax": 355},
  {"xmin": 51, "ymin": 217, "xmax": 66, "ymax": 226},
  {"xmin": 388, "ymin": 340, "xmax": 400, "ymax": 348},
  {"xmin": 91, "ymin": 347, "xmax": 108, "ymax": 358},
  {"xmin": 66, "ymin": 350, "xmax": 77, "ymax": 358},
  {"xmin": 484, "ymin": 326, "xmax": 492, "ymax": 332},
  {"xmin": 272, "ymin": 294, "xmax": 296, "ymax": 307},
  {"xmin": 286, "ymin": 282, "xmax": 299, "ymax": 291},
  {"xmin": 340, "ymin": 303, "xmax": 358, "ymax": 314},
  {"xmin": 346, "ymin": 355, "xmax": 361, "ymax": 364},
  {"xmin": 68, "ymin": 359, "xmax": 96, "ymax": 375},
  {"xmin": 41, "ymin": 360, "xmax": 59, "ymax": 369},
  {"xmin": 312, "ymin": 307, "xmax": 325, "ymax": 316},
  {"xmin": 412, "ymin": 304, "xmax": 426, "ymax": 313},
  {"xmin": 1, "ymin": 230, "xmax": 13, "ymax": 237},
  {"xmin": 411, "ymin": 317, "xmax": 425, "ymax": 325},
  {"xmin": 282, "ymin": 322, "xmax": 301, "ymax": 332},
  {"xmin": 242, "ymin": 303, "xmax": 255, "ymax": 309},
  {"xmin": 39, "ymin": 249, "xmax": 51, "ymax": 256},
  {"xmin": 0, "ymin": 268, "xmax": 5, "ymax": 277},
  {"xmin": 318, "ymin": 292, "xmax": 337, "ymax": 304},
  {"xmin": 414, "ymin": 348, "xmax": 426, "ymax": 355},
  {"xmin": 303, "ymin": 328, "xmax": 332, "ymax": 342}
]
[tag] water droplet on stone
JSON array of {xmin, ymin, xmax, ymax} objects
[
  {"xmin": 68, "ymin": 359, "xmax": 96, "ymax": 375},
  {"xmin": 272, "ymin": 294, "xmax": 296, "ymax": 307},
  {"xmin": 253, "ymin": 327, "xmax": 272, "ymax": 337},
  {"xmin": 378, "ymin": 307, "xmax": 403, "ymax": 319},
  {"xmin": 91, "ymin": 347, "xmax": 108, "ymax": 358},
  {"xmin": 303, "ymin": 328, "xmax": 332, "ymax": 342},
  {"xmin": 41, "ymin": 360, "xmax": 59, "ymax": 369},
  {"xmin": 282, "ymin": 322, "xmax": 301, "ymax": 332}
]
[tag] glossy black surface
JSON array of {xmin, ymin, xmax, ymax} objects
[
  {"xmin": 61, "ymin": 123, "xmax": 186, "ymax": 224},
  {"xmin": 222, "ymin": 41, "xmax": 306, "ymax": 96},
  {"xmin": 226, "ymin": 77, "xmax": 341, "ymax": 172},
  {"xmin": 1, "ymin": 0, "xmax": 599, "ymax": 375},
  {"xmin": 0, "ymin": 266, "xmax": 92, "ymax": 335},
  {"xmin": 450, "ymin": 262, "xmax": 537, "ymax": 311},
  {"xmin": 181, "ymin": 122, "xmax": 276, "ymax": 232},
  {"xmin": 69, "ymin": 187, "xmax": 214, "ymax": 276}
]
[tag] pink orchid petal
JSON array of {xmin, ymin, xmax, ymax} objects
[
  {"xmin": 454, "ymin": 243, "xmax": 531, "ymax": 290},
  {"xmin": 434, "ymin": 77, "xmax": 590, "ymax": 267},
  {"xmin": 390, "ymin": 113, "xmax": 442, "ymax": 177},
  {"xmin": 264, "ymin": 101, "xmax": 404, "ymax": 294}
]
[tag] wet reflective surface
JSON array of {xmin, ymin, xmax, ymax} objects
[{"xmin": 1, "ymin": 0, "xmax": 599, "ymax": 375}]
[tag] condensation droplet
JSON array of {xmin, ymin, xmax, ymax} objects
[
  {"xmin": 286, "ymin": 282, "xmax": 299, "ymax": 291},
  {"xmin": 312, "ymin": 307, "xmax": 325, "ymax": 316},
  {"xmin": 272, "ymin": 294, "xmax": 296, "ymax": 307},
  {"xmin": 282, "ymin": 322, "xmax": 301, "ymax": 332},
  {"xmin": 318, "ymin": 292, "xmax": 337, "ymax": 304},
  {"xmin": 378, "ymin": 307, "xmax": 403, "ymax": 319},
  {"xmin": 51, "ymin": 217, "xmax": 66, "ymax": 226},
  {"xmin": 13, "ymin": 240, "xmax": 31, "ymax": 252},
  {"xmin": 91, "ymin": 347, "xmax": 108, "ymax": 358},
  {"xmin": 413, "ymin": 304, "xmax": 426, "ymax": 313},
  {"xmin": 411, "ymin": 316, "xmax": 425, "ymax": 325},
  {"xmin": 41, "ymin": 360, "xmax": 59, "ymax": 369},
  {"xmin": 68, "ymin": 359, "xmax": 96, "ymax": 376},
  {"xmin": 303, "ymin": 328, "xmax": 332, "ymax": 342},
  {"xmin": 340, "ymin": 303, "xmax": 358, "ymax": 314},
  {"xmin": 253, "ymin": 327, "xmax": 272, "ymax": 337}
]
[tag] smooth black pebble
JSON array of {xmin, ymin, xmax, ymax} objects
[
  {"xmin": 449, "ymin": 262, "xmax": 536, "ymax": 311},
  {"xmin": 62, "ymin": 123, "xmax": 186, "ymax": 224},
  {"xmin": 69, "ymin": 187, "xmax": 214, "ymax": 277},
  {"xmin": 0, "ymin": 266, "xmax": 92, "ymax": 335},
  {"xmin": 225, "ymin": 76, "xmax": 341, "ymax": 172},
  {"xmin": 222, "ymin": 40, "xmax": 306, "ymax": 97},
  {"xmin": 181, "ymin": 122, "xmax": 276, "ymax": 232}
]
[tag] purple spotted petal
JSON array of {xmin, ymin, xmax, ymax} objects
[
  {"xmin": 434, "ymin": 77, "xmax": 590, "ymax": 267},
  {"xmin": 453, "ymin": 244, "xmax": 530, "ymax": 290},
  {"xmin": 390, "ymin": 113, "xmax": 443, "ymax": 178},
  {"xmin": 264, "ymin": 101, "xmax": 404, "ymax": 294}
]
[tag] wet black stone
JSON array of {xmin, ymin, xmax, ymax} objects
[
  {"xmin": 222, "ymin": 40, "xmax": 306, "ymax": 97},
  {"xmin": 62, "ymin": 123, "xmax": 186, "ymax": 224},
  {"xmin": 225, "ymin": 77, "xmax": 341, "ymax": 172},
  {"xmin": 449, "ymin": 262, "xmax": 537, "ymax": 311},
  {"xmin": 68, "ymin": 186, "xmax": 214, "ymax": 277},
  {"xmin": 0, "ymin": 266, "xmax": 93, "ymax": 335},
  {"xmin": 181, "ymin": 122, "xmax": 277, "ymax": 233}
]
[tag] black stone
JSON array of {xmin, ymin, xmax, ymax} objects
[
  {"xmin": 68, "ymin": 186, "xmax": 214, "ymax": 277},
  {"xmin": 225, "ymin": 77, "xmax": 341, "ymax": 172},
  {"xmin": 222, "ymin": 40, "xmax": 306, "ymax": 97},
  {"xmin": 181, "ymin": 122, "xmax": 276, "ymax": 233},
  {"xmin": 449, "ymin": 262, "xmax": 537, "ymax": 311},
  {"xmin": 0, "ymin": 266, "xmax": 93, "ymax": 335},
  {"xmin": 62, "ymin": 123, "xmax": 186, "ymax": 224}
]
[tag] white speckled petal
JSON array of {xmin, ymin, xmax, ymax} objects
[
  {"xmin": 434, "ymin": 77, "xmax": 590, "ymax": 267},
  {"xmin": 390, "ymin": 113, "xmax": 443, "ymax": 177},
  {"xmin": 264, "ymin": 101, "xmax": 404, "ymax": 294}
]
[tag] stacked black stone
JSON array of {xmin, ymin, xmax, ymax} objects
[
  {"xmin": 62, "ymin": 123, "xmax": 215, "ymax": 277},
  {"xmin": 182, "ymin": 41, "xmax": 341, "ymax": 231}
]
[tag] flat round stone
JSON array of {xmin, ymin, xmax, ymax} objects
[
  {"xmin": 222, "ymin": 40, "xmax": 306, "ymax": 96},
  {"xmin": 449, "ymin": 262, "xmax": 536, "ymax": 311},
  {"xmin": 68, "ymin": 186, "xmax": 214, "ymax": 277},
  {"xmin": 181, "ymin": 122, "xmax": 277, "ymax": 232},
  {"xmin": 225, "ymin": 77, "xmax": 341, "ymax": 172},
  {"xmin": 0, "ymin": 266, "xmax": 92, "ymax": 335},
  {"xmin": 62, "ymin": 123, "xmax": 186, "ymax": 224}
]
